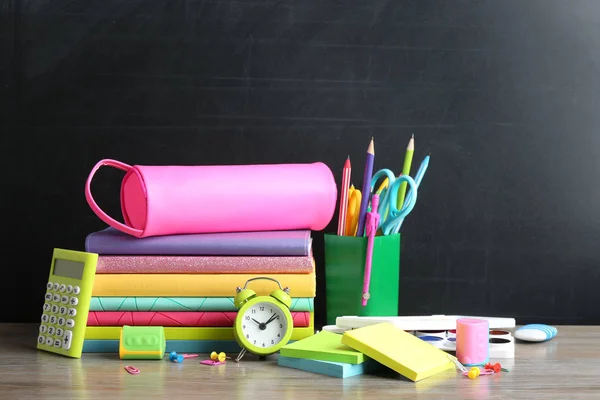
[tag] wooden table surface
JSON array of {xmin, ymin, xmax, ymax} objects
[{"xmin": 1, "ymin": 324, "xmax": 599, "ymax": 399}]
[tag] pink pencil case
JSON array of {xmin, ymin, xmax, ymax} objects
[{"xmin": 85, "ymin": 159, "xmax": 337, "ymax": 238}]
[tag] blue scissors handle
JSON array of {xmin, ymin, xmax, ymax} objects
[{"xmin": 370, "ymin": 169, "xmax": 418, "ymax": 235}]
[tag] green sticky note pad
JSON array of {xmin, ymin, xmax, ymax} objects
[
  {"xmin": 324, "ymin": 234, "xmax": 401, "ymax": 325},
  {"xmin": 119, "ymin": 326, "xmax": 166, "ymax": 360},
  {"xmin": 280, "ymin": 331, "xmax": 367, "ymax": 364}
]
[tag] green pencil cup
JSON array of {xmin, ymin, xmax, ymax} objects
[{"xmin": 324, "ymin": 233, "xmax": 400, "ymax": 325}]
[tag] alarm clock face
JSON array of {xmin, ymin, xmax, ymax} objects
[{"xmin": 240, "ymin": 301, "xmax": 289, "ymax": 349}]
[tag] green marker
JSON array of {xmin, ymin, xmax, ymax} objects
[{"xmin": 396, "ymin": 134, "xmax": 415, "ymax": 209}]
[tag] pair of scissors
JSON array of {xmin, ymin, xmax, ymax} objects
[
  {"xmin": 369, "ymin": 169, "xmax": 418, "ymax": 235},
  {"xmin": 344, "ymin": 185, "xmax": 362, "ymax": 236}
]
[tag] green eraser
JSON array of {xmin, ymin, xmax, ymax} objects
[{"xmin": 119, "ymin": 325, "xmax": 166, "ymax": 360}]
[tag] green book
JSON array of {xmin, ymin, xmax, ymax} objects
[{"xmin": 279, "ymin": 331, "xmax": 367, "ymax": 364}]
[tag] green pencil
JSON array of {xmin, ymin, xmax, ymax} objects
[{"xmin": 396, "ymin": 134, "xmax": 415, "ymax": 209}]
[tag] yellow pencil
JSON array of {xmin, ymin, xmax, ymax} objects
[{"xmin": 396, "ymin": 134, "xmax": 414, "ymax": 208}]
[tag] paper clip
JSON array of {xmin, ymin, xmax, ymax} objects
[{"xmin": 124, "ymin": 365, "xmax": 140, "ymax": 375}]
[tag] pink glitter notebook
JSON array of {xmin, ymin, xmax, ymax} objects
[
  {"xmin": 87, "ymin": 311, "xmax": 312, "ymax": 327},
  {"xmin": 95, "ymin": 255, "xmax": 315, "ymax": 274}
]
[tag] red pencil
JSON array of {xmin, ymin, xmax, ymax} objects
[{"xmin": 337, "ymin": 156, "xmax": 352, "ymax": 236}]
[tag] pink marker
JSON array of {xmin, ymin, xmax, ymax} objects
[{"xmin": 362, "ymin": 194, "xmax": 380, "ymax": 306}]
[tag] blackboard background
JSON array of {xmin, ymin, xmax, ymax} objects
[{"xmin": 3, "ymin": 0, "xmax": 600, "ymax": 326}]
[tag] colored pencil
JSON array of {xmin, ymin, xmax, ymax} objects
[
  {"xmin": 337, "ymin": 157, "xmax": 352, "ymax": 236},
  {"xmin": 396, "ymin": 134, "xmax": 415, "ymax": 209},
  {"xmin": 356, "ymin": 138, "xmax": 375, "ymax": 237},
  {"xmin": 362, "ymin": 194, "xmax": 380, "ymax": 306},
  {"xmin": 391, "ymin": 154, "xmax": 430, "ymax": 233},
  {"xmin": 345, "ymin": 184, "xmax": 362, "ymax": 236}
]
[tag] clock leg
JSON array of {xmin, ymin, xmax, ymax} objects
[{"xmin": 234, "ymin": 348, "xmax": 247, "ymax": 363}]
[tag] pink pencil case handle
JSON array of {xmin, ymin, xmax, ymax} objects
[
  {"xmin": 85, "ymin": 159, "xmax": 142, "ymax": 237},
  {"xmin": 85, "ymin": 158, "xmax": 337, "ymax": 238}
]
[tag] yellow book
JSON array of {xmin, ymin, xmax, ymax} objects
[
  {"xmin": 341, "ymin": 322, "xmax": 455, "ymax": 382},
  {"xmin": 92, "ymin": 273, "xmax": 315, "ymax": 297}
]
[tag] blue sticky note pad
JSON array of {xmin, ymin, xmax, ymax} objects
[
  {"xmin": 278, "ymin": 355, "xmax": 382, "ymax": 378},
  {"xmin": 514, "ymin": 324, "xmax": 557, "ymax": 342}
]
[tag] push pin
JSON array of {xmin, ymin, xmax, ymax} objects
[
  {"xmin": 200, "ymin": 351, "xmax": 229, "ymax": 366},
  {"xmin": 169, "ymin": 351, "xmax": 199, "ymax": 363},
  {"xmin": 467, "ymin": 367, "xmax": 480, "ymax": 380},
  {"xmin": 210, "ymin": 351, "xmax": 227, "ymax": 362}
]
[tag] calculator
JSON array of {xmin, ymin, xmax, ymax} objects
[{"xmin": 37, "ymin": 248, "xmax": 98, "ymax": 358}]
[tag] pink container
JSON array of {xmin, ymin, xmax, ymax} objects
[
  {"xmin": 456, "ymin": 318, "xmax": 489, "ymax": 366},
  {"xmin": 85, "ymin": 159, "xmax": 337, "ymax": 238}
]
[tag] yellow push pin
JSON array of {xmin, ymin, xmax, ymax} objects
[
  {"xmin": 210, "ymin": 351, "xmax": 228, "ymax": 362},
  {"xmin": 467, "ymin": 367, "xmax": 480, "ymax": 380}
]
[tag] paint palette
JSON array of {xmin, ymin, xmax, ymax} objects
[
  {"xmin": 323, "ymin": 325, "xmax": 515, "ymax": 359},
  {"xmin": 323, "ymin": 315, "xmax": 517, "ymax": 359},
  {"xmin": 415, "ymin": 329, "xmax": 515, "ymax": 359}
]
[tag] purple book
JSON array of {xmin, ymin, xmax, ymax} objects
[{"xmin": 85, "ymin": 227, "xmax": 312, "ymax": 256}]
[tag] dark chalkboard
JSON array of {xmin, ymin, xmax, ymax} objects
[{"xmin": 3, "ymin": 0, "xmax": 600, "ymax": 326}]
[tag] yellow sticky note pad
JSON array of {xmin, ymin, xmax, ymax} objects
[{"xmin": 341, "ymin": 322, "xmax": 455, "ymax": 382}]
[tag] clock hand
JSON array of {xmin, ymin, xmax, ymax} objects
[
  {"xmin": 264, "ymin": 314, "xmax": 278, "ymax": 325},
  {"xmin": 252, "ymin": 318, "xmax": 261, "ymax": 325}
]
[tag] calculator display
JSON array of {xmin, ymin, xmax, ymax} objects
[{"xmin": 53, "ymin": 259, "xmax": 84, "ymax": 280}]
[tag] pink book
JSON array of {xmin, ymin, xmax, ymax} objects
[
  {"xmin": 95, "ymin": 255, "xmax": 314, "ymax": 274},
  {"xmin": 87, "ymin": 311, "xmax": 312, "ymax": 327}
]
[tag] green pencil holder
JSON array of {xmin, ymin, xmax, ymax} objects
[{"xmin": 324, "ymin": 233, "xmax": 400, "ymax": 326}]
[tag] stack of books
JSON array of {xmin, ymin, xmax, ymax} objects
[{"xmin": 81, "ymin": 227, "xmax": 316, "ymax": 353}]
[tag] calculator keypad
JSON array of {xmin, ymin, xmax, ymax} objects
[{"xmin": 39, "ymin": 281, "xmax": 80, "ymax": 351}]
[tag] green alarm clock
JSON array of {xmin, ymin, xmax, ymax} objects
[{"xmin": 232, "ymin": 277, "xmax": 293, "ymax": 361}]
